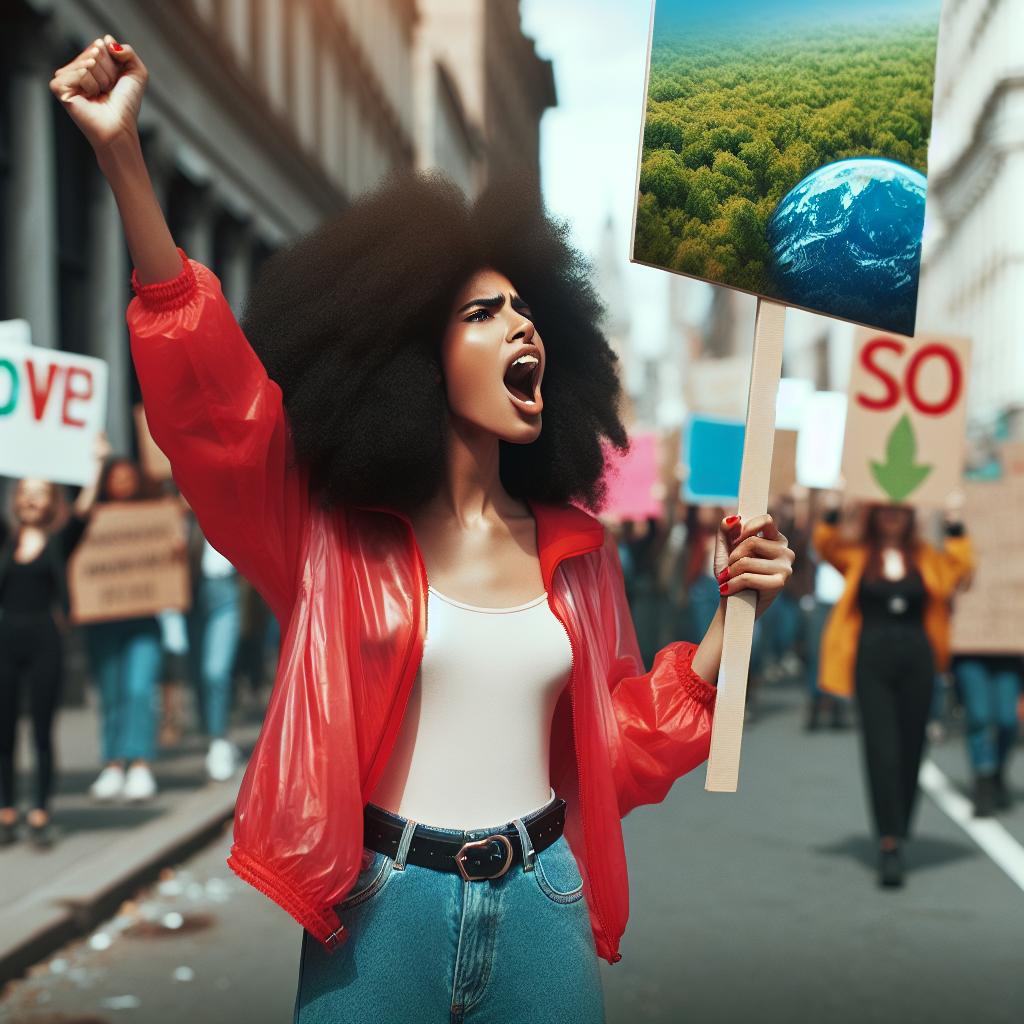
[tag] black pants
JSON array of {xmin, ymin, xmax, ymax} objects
[
  {"xmin": 0, "ymin": 614, "xmax": 63, "ymax": 812},
  {"xmin": 854, "ymin": 621, "xmax": 935, "ymax": 840}
]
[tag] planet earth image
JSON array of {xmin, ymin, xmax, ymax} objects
[{"xmin": 766, "ymin": 157, "xmax": 927, "ymax": 336}]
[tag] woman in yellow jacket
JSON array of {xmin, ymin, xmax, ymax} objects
[{"xmin": 813, "ymin": 495, "xmax": 974, "ymax": 888}]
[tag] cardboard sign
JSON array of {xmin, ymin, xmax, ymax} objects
[
  {"xmin": 685, "ymin": 356, "xmax": 749, "ymax": 419},
  {"xmin": 631, "ymin": 0, "xmax": 942, "ymax": 336},
  {"xmin": 796, "ymin": 391, "xmax": 847, "ymax": 489},
  {"xmin": 684, "ymin": 415, "xmax": 744, "ymax": 504},
  {"xmin": 0, "ymin": 340, "xmax": 108, "ymax": 486},
  {"xmin": 768, "ymin": 429, "xmax": 798, "ymax": 498},
  {"xmin": 950, "ymin": 478, "xmax": 1024, "ymax": 655},
  {"xmin": 68, "ymin": 500, "xmax": 190, "ymax": 623},
  {"xmin": 134, "ymin": 403, "xmax": 173, "ymax": 481},
  {"xmin": 775, "ymin": 378, "xmax": 813, "ymax": 432},
  {"xmin": 601, "ymin": 432, "xmax": 663, "ymax": 521},
  {"xmin": 842, "ymin": 329, "xmax": 971, "ymax": 506}
]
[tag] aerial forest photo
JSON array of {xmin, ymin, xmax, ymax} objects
[{"xmin": 631, "ymin": 0, "xmax": 943, "ymax": 335}]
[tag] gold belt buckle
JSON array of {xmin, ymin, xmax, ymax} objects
[{"xmin": 455, "ymin": 833, "xmax": 514, "ymax": 881}]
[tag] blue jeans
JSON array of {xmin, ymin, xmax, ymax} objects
[
  {"xmin": 294, "ymin": 792, "xmax": 606, "ymax": 1023},
  {"xmin": 803, "ymin": 598, "xmax": 835, "ymax": 698},
  {"xmin": 955, "ymin": 657, "xmax": 1021, "ymax": 774},
  {"xmin": 85, "ymin": 617, "xmax": 162, "ymax": 763},
  {"xmin": 680, "ymin": 573, "xmax": 722, "ymax": 645},
  {"xmin": 751, "ymin": 591, "xmax": 801, "ymax": 676},
  {"xmin": 187, "ymin": 574, "xmax": 242, "ymax": 739}
]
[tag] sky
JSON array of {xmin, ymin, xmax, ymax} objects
[{"xmin": 520, "ymin": 0, "xmax": 689, "ymax": 360}]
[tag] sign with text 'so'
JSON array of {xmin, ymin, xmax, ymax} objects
[
  {"xmin": 68, "ymin": 500, "xmax": 190, "ymax": 624},
  {"xmin": 0, "ymin": 339, "xmax": 108, "ymax": 486},
  {"xmin": 841, "ymin": 329, "xmax": 971, "ymax": 506}
]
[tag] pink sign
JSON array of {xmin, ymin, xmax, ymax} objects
[{"xmin": 600, "ymin": 432, "xmax": 663, "ymax": 521}]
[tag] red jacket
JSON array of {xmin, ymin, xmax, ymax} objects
[{"xmin": 126, "ymin": 248, "xmax": 717, "ymax": 965}]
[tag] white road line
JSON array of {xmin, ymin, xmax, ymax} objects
[{"xmin": 919, "ymin": 759, "xmax": 1024, "ymax": 892}]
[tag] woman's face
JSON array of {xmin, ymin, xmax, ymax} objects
[
  {"xmin": 106, "ymin": 462, "xmax": 141, "ymax": 501},
  {"xmin": 13, "ymin": 479, "xmax": 56, "ymax": 527},
  {"xmin": 874, "ymin": 504, "xmax": 913, "ymax": 542},
  {"xmin": 440, "ymin": 267, "xmax": 545, "ymax": 445}
]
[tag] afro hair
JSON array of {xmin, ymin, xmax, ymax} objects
[{"xmin": 238, "ymin": 169, "xmax": 630, "ymax": 515}]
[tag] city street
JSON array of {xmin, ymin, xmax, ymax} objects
[{"xmin": 3, "ymin": 674, "xmax": 1022, "ymax": 1024}]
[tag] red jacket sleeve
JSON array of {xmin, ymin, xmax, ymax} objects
[
  {"xmin": 126, "ymin": 247, "xmax": 308, "ymax": 623},
  {"xmin": 599, "ymin": 532, "xmax": 717, "ymax": 818}
]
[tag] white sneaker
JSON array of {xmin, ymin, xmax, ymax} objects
[
  {"xmin": 122, "ymin": 764, "xmax": 157, "ymax": 802},
  {"xmin": 205, "ymin": 738, "xmax": 238, "ymax": 782},
  {"xmin": 89, "ymin": 764, "xmax": 126, "ymax": 802}
]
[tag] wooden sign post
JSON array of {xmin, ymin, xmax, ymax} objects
[{"xmin": 705, "ymin": 298, "xmax": 786, "ymax": 793}]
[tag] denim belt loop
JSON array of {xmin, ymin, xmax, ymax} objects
[
  {"xmin": 511, "ymin": 816, "xmax": 536, "ymax": 872},
  {"xmin": 392, "ymin": 817, "xmax": 418, "ymax": 871}
]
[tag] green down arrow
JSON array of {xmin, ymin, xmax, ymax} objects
[{"xmin": 870, "ymin": 414, "xmax": 932, "ymax": 502}]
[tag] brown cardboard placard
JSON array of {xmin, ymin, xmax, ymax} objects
[
  {"xmin": 68, "ymin": 499, "xmax": 190, "ymax": 623},
  {"xmin": 842, "ymin": 329, "xmax": 971, "ymax": 507},
  {"xmin": 769, "ymin": 429, "xmax": 798, "ymax": 499},
  {"xmin": 950, "ymin": 477, "xmax": 1024, "ymax": 655},
  {"xmin": 134, "ymin": 403, "xmax": 173, "ymax": 482}
]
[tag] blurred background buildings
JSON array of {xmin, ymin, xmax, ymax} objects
[{"xmin": 0, "ymin": 0, "xmax": 553, "ymax": 456}]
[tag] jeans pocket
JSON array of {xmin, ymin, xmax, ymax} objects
[
  {"xmin": 532, "ymin": 835, "xmax": 584, "ymax": 904},
  {"xmin": 336, "ymin": 847, "xmax": 395, "ymax": 911}
]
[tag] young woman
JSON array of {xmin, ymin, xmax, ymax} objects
[
  {"xmin": 82, "ymin": 458, "xmax": 164, "ymax": 803},
  {"xmin": 0, "ymin": 434, "xmax": 109, "ymax": 847},
  {"xmin": 53, "ymin": 35, "xmax": 795, "ymax": 1021},
  {"xmin": 814, "ymin": 496, "xmax": 974, "ymax": 888}
]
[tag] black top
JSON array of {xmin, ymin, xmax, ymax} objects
[
  {"xmin": 858, "ymin": 566, "xmax": 926, "ymax": 627},
  {"xmin": 0, "ymin": 514, "xmax": 89, "ymax": 618}
]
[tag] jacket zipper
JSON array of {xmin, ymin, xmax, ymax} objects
[{"xmin": 548, "ymin": 555, "xmax": 617, "ymax": 962}]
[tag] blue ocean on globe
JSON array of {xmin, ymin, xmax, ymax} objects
[{"xmin": 766, "ymin": 157, "xmax": 927, "ymax": 336}]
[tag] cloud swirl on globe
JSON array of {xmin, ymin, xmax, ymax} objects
[{"xmin": 766, "ymin": 157, "xmax": 927, "ymax": 336}]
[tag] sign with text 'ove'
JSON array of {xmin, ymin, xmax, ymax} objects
[
  {"xmin": 841, "ymin": 329, "xmax": 971, "ymax": 506},
  {"xmin": 0, "ymin": 339, "xmax": 108, "ymax": 486}
]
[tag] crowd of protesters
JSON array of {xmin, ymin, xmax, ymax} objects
[
  {"xmin": 0, "ymin": 452, "xmax": 277, "ymax": 849},
  {"xmin": 0, "ymin": 449, "xmax": 1019, "ymax": 889}
]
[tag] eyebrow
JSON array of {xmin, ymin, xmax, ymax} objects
[{"xmin": 457, "ymin": 293, "xmax": 532, "ymax": 315}]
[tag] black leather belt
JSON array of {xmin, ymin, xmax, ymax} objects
[{"xmin": 362, "ymin": 798, "xmax": 566, "ymax": 881}]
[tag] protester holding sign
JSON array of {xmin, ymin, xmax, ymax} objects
[
  {"xmin": 0, "ymin": 433, "xmax": 110, "ymax": 848},
  {"xmin": 51, "ymin": 34, "xmax": 796, "ymax": 1010},
  {"xmin": 813, "ymin": 493, "xmax": 974, "ymax": 888},
  {"xmin": 80, "ymin": 458, "xmax": 165, "ymax": 805}
]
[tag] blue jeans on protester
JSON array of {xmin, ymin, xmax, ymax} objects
[
  {"xmin": 955, "ymin": 656, "xmax": 1021, "ymax": 774},
  {"xmin": 85, "ymin": 617, "xmax": 162, "ymax": 763},
  {"xmin": 187, "ymin": 574, "xmax": 242, "ymax": 739},
  {"xmin": 294, "ymin": 791, "xmax": 605, "ymax": 1024}
]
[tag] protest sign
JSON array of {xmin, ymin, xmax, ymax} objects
[
  {"xmin": 841, "ymin": 329, "xmax": 971, "ymax": 506},
  {"xmin": 796, "ymin": 391, "xmax": 847, "ymax": 490},
  {"xmin": 0, "ymin": 319, "xmax": 31, "ymax": 348},
  {"xmin": 600, "ymin": 432, "xmax": 663, "ymax": 521},
  {"xmin": 135, "ymin": 403, "xmax": 173, "ymax": 481},
  {"xmin": 631, "ymin": 0, "xmax": 942, "ymax": 336},
  {"xmin": 0, "ymin": 340, "xmax": 108, "ymax": 486},
  {"xmin": 684, "ymin": 415, "xmax": 745, "ymax": 505},
  {"xmin": 769, "ymin": 429, "xmax": 798, "ymax": 499},
  {"xmin": 775, "ymin": 378, "xmax": 813, "ymax": 432},
  {"xmin": 950, "ymin": 478, "xmax": 1024, "ymax": 655},
  {"xmin": 686, "ymin": 356, "xmax": 750, "ymax": 419},
  {"xmin": 68, "ymin": 499, "xmax": 190, "ymax": 623}
]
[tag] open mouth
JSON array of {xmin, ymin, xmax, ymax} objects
[{"xmin": 502, "ymin": 352, "xmax": 541, "ymax": 410}]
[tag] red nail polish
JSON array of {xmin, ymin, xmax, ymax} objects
[
  {"xmin": 716, "ymin": 568, "xmax": 729, "ymax": 584},
  {"xmin": 111, "ymin": 43, "xmax": 123, "ymax": 51},
  {"xmin": 719, "ymin": 582, "xmax": 729, "ymax": 595},
  {"xmin": 725, "ymin": 515, "xmax": 740, "ymax": 526}
]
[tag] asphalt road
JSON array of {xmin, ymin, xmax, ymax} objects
[{"xmin": 3, "ymin": 676, "xmax": 1022, "ymax": 1024}]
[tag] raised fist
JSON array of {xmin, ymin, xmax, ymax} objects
[{"xmin": 49, "ymin": 34, "xmax": 148, "ymax": 152}]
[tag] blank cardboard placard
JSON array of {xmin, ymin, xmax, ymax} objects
[
  {"xmin": 950, "ymin": 478, "xmax": 1024, "ymax": 655},
  {"xmin": 842, "ymin": 329, "xmax": 971, "ymax": 506},
  {"xmin": 68, "ymin": 499, "xmax": 190, "ymax": 623},
  {"xmin": 769, "ymin": 429, "xmax": 798, "ymax": 498}
]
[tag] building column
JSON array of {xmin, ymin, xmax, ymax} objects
[
  {"xmin": 88, "ymin": 171, "xmax": 131, "ymax": 453},
  {"xmin": 7, "ymin": 37, "xmax": 58, "ymax": 348},
  {"xmin": 220, "ymin": 219, "xmax": 254, "ymax": 317}
]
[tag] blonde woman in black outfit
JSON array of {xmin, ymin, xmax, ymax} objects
[{"xmin": 0, "ymin": 434, "xmax": 110, "ymax": 848}]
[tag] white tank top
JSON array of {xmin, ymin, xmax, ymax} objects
[{"xmin": 366, "ymin": 585, "xmax": 574, "ymax": 830}]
